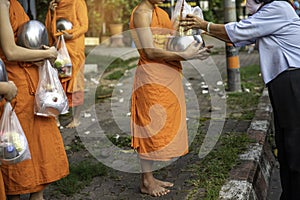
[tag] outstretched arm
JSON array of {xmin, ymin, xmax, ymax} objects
[
  {"xmin": 0, "ymin": 0, "xmax": 57, "ymax": 62},
  {"xmin": 180, "ymin": 14, "xmax": 231, "ymax": 43}
]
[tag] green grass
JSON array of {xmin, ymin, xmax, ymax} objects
[
  {"xmin": 187, "ymin": 64, "xmax": 264, "ymax": 199},
  {"xmin": 107, "ymin": 135, "xmax": 131, "ymax": 148},
  {"xmin": 103, "ymin": 58, "xmax": 137, "ymax": 80},
  {"xmin": 52, "ymin": 160, "xmax": 108, "ymax": 196},
  {"xmin": 187, "ymin": 132, "xmax": 253, "ymax": 200},
  {"xmin": 227, "ymin": 65, "xmax": 264, "ymax": 120},
  {"xmin": 95, "ymin": 85, "xmax": 113, "ymax": 99},
  {"xmin": 65, "ymin": 136, "xmax": 86, "ymax": 152},
  {"xmin": 105, "ymin": 70, "xmax": 124, "ymax": 80},
  {"xmin": 94, "ymin": 58, "xmax": 138, "ymax": 100}
]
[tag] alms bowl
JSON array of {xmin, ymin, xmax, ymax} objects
[
  {"xmin": 167, "ymin": 35, "xmax": 205, "ymax": 52},
  {"xmin": 0, "ymin": 59, "xmax": 8, "ymax": 82},
  {"xmin": 17, "ymin": 20, "xmax": 49, "ymax": 49},
  {"xmin": 0, "ymin": 59, "xmax": 8, "ymax": 101},
  {"xmin": 56, "ymin": 18, "xmax": 73, "ymax": 31}
]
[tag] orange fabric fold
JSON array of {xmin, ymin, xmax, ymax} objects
[
  {"xmin": 45, "ymin": 0, "xmax": 88, "ymax": 107},
  {"xmin": 0, "ymin": 172, "xmax": 5, "ymax": 200},
  {"xmin": 130, "ymin": 6, "xmax": 188, "ymax": 161},
  {"xmin": 0, "ymin": 0, "xmax": 69, "ymax": 195}
]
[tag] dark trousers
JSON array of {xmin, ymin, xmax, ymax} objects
[{"xmin": 267, "ymin": 69, "xmax": 300, "ymax": 200}]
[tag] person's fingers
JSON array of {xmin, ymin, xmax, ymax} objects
[
  {"xmin": 42, "ymin": 45, "xmax": 50, "ymax": 49},
  {"xmin": 4, "ymin": 81, "xmax": 17, "ymax": 101},
  {"xmin": 205, "ymin": 45, "xmax": 214, "ymax": 49}
]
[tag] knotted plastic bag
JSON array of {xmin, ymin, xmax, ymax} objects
[
  {"xmin": 0, "ymin": 102, "xmax": 31, "ymax": 165},
  {"xmin": 171, "ymin": 0, "xmax": 204, "ymax": 35},
  {"xmin": 54, "ymin": 35, "xmax": 72, "ymax": 78},
  {"xmin": 34, "ymin": 60, "xmax": 69, "ymax": 117},
  {"xmin": 167, "ymin": 0, "xmax": 205, "ymax": 51}
]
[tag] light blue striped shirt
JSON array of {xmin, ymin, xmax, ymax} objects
[{"xmin": 225, "ymin": 1, "xmax": 300, "ymax": 84}]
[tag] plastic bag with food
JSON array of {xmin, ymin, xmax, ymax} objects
[
  {"xmin": 0, "ymin": 102, "xmax": 31, "ymax": 165},
  {"xmin": 34, "ymin": 60, "xmax": 69, "ymax": 117},
  {"xmin": 54, "ymin": 35, "xmax": 72, "ymax": 78}
]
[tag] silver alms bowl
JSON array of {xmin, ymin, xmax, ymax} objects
[
  {"xmin": 167, "ymin": 36, "xmax": 195, "ymax": 52},
  {"xmin": 0, "ymin": 59, "xmax": 8, "ymax": 101},
  {"xmin": 56, "ymin": 18, "xmax": 73, "ymax": 31},
  {"xmin": 167, "ymin": 35, "xmax": 204, "ymax": 52},
  {"xmin": 17, "ymin": 20, "xmax": 49, "ymax": 49},
  {"xmin": 0, "ymin": 59, "xmax": 8, "ymax": 82}
]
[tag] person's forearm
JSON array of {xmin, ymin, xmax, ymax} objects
[
  {"xmin": 3, "ymin": 44, "xmax": 52, "ymax": 62},
  {"xmin": 201, "ymin": 22, "xmax": 231, "ymax": 43},
  {"xmin": 143, "ymin": 47, "xmax": 186, "ymax": 62}
]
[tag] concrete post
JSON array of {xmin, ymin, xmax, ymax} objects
[{"xmin": 224, "ymin": 0, "xmax": 242, "ymax": 92}]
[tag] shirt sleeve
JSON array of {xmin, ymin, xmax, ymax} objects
[{"xmin": 225, "ymin": 3, "xmax": 288, "ymax": 46}]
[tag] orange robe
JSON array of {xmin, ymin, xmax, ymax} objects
[
  {"xmin": 45, "ymin": 0, "xmax": 88, "ymax": 107},
  {"xmin": 0, "ymin": 0, "xmax": 69, "ymax": 195},
  {"xmin": 0, "ymin": 172, "xmax": 5, "ymax": 200},
  {"xmin": 130, "ymin": 6, "xmax": 188, "ymax": 161}
]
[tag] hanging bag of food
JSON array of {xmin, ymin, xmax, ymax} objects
[
  {"xmin": 54, "ymin": 35, "xmax": 72, "ymax": 78},
  {"xmin": 34, "ymin": 60, "xmax": 69, "ymax": 117},
  {"xmin": 0, "ymin": 102, "xmax": 31, "ymax": 164}
]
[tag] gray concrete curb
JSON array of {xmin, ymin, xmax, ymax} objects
[{"xmin": 218, "ymin": 88, "xmax": 276, "ymax": 200}]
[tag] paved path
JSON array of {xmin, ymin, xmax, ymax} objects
[{"xmin": 40, "ymin": 36, "xmax": 281, "ymax": 200}]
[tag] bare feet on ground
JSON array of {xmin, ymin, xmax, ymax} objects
[
  {"xmin": 154, "ymin": 178, "xmax": 174, "ymax": 187},
  {"xmin": 66, "ymin": 120, "xmax": 81, "ymax": 128},
  {"xmin": 141, "ymin": 178, "xmax": 173, "ymax": 197}
]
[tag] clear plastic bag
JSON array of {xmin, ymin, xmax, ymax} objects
[
  {"xmin": 54, "ymin": 35, "xmax": 72, "ymax": 78},
  {"xmin": 34, "ymin": 60, "xmax": 69, "ymax": 117},
  {"xmin": 0, "ymin": 102, "xmax": 31, "ymax": 165},
  {"xmin": 171, "ymin": 0, "xmax": 204, "ymax": 32},
  {"xmin": 167, "ymin": 0, "xmax": 205, "ymax": 51}
]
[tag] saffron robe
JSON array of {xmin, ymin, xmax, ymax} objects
[
  {"xmin": 45, "ymin": 0, "xmax": 88, "ymax": 107},
  {"xmin": 130, "ymin": 6, "xmax": 188, "ymax": 161},
  {"xmin": 0, "ymin": 172, "xmax": 5, "ymax": 200},
  {"xmin": 0, "ymin": 0, "xmax": 69, "ymax": 195}
]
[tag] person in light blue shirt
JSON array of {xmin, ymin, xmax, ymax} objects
[{"xmin": 180, "ymin": 0, "xmax": 300, "ymax": 199}]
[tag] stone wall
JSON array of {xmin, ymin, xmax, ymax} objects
[{"xmin": 219, "ymin": 88, "xmax": 277, "ymax": 200}]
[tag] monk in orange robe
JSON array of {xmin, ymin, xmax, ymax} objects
[
  {"xmin": 130, "ymin": 0, "xmax": 212, "ymax": 197},
  {"xmin": 45, "ymin": 0, "xmax": 88, "ymax": 128},
  {"xmin": 0, "ymin": 0, "xmax": 69, "ymax": 199},
  {"xmin": 0, "ymin": 172, "xmax": 5, "ymax": 200},
  {"xmin": 0, "ymin": 79, "xmax": 17, "ymax": 200}
]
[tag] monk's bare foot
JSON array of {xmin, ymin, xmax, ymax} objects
[
  {"xmin": 66, "ymin": 120, "xmax": 80, "ymax": 128},
  {"xmin": 154, "ymin": 178, "xmax": 174, "ymax": 188},
  {"xmin": 55, "ymin": 117, "xmax": 60, "ymax": 127},
  {"xmin": 141, "ymin": 179, "xmax": 170, "ymax": 197}
]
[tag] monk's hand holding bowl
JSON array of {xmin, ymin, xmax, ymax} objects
[
  {"xmin": 46, "ymin": 46, "xmax": 58, "ymax": 65},
  {"xmin": 4, "ymin": 81, "xmax": 17, "ymax": 102},
  {"xmin": 183, "ymin": 41, "xmax": 213, "ymax": 60},
  {"xmin": 196, "ymin": 45, "xmax": 213, "ymax": 60},
  {"xmin": 62, "ymin": 31, "xmax": 73, "ymax": 40},
  {"xmin": 35, "ymin": 45, "xmax": 58, "ymax": 66},
  {"xmin": 31, "ymin": 46, "xmax": 57, "ymax": 67}
]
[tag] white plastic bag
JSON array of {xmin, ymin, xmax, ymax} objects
[
  {"xmin": 171, "ymin": 0, "xmax": 204, "ymax": 31},
  {"xmin": 54, "ymin": 35, "xmax": 72, "ymax": 78},
  {"xmin": 35, "ymin": 60, "xmax": 69, "ymax": 117},
  {"xmin": 0, "ymin": 102, "xmax": 31, "ymax": 165},
  {"xmin": 167, "ymin": 0, "xmax": 205, "ymax": 51}
]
